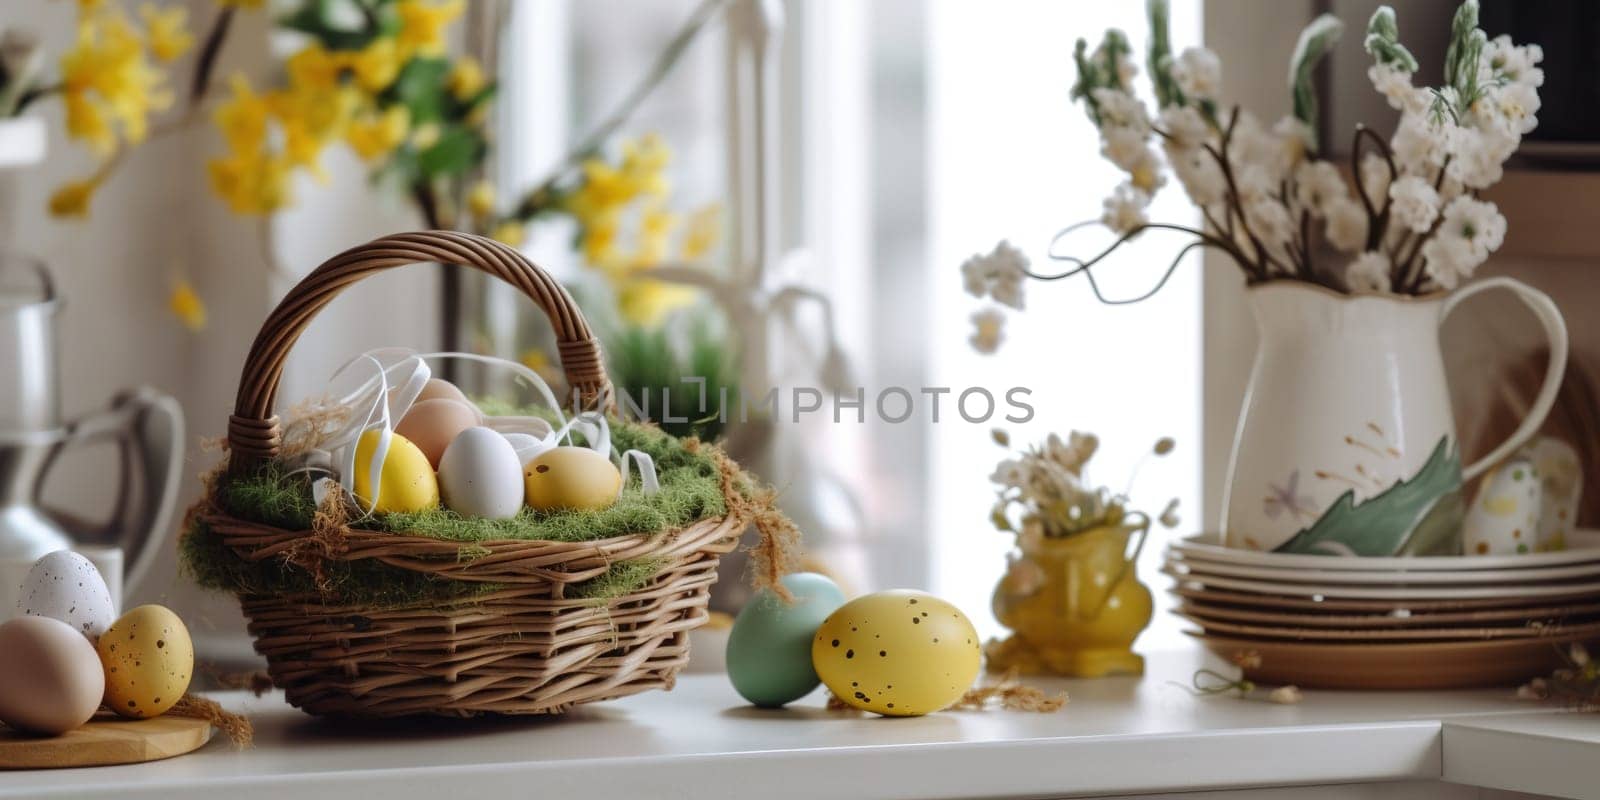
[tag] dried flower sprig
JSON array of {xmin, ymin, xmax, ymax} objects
[
  {"xmin": 988, "ymin": 430, "xmax": 1179, "ymax": 539},
  {"xmin": 1516, "ymin": 643, "xmax": 1600, "ymax": 709},
  {"xmin": 1180, "ymin": 652, "xmax": 1302, "ymax": 704},
  {"xmin": 961, "ymin": 0, "xmax": 1545, "ymax": 352}
]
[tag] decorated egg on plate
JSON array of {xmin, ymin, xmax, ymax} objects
[
  {"xmin": 396, "ymin": 398, "xmax": 482, "ymax": 468},
  {"xmin": 812, "ymin": 590, "xmax": 981, "ymax": 716},
  {"xmin": 0, "ymin": 615, "xmax": 105, "ymax": 734},
  {"xmin": 726, "ymin": 573, "xmax": 847, "ymax": 707},
  {"xmin": 1464, "ymin": 457, "xmax": 1540, "ymax": 556},
  {"xmin": 414, "ymin": 378, "xmax": 473, "ymax": 407},
  {"xmin": 353, "ymin": 430, "xmax": 440, "ymax": 514},
  {"xmin": 1523, "ymin": 437, "xmax": 1582, "ymax": 551},
  {"xmin": 523, "ymin": 446, "xmax": 622, "ymax": 512},
  {"xmin": 439, "ymin": 427, "xmax": 525, "ymax": 519},
  {"xmin": 98, "ymin": 604, "xmax": 194, "ymax": 719},
  {"xmin": 15, "ymin": 550, "xmax": 116, "ymax": 641}
]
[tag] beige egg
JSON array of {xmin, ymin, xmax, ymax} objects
[
  {"xmin": 98, "ymin": 605, "xmax": 194, "ymax": 719},
  {"xmin": 523, "ymin": 446, "xmax": 622, "ymax": 512},
  {"xmin": 0, "ymin": 615, "xmax": 105, "ymax": 734},
  {"xmin": 415, "ymin": 378, "xmax": 473, "ymax": 407},
  {"xmin": 396, "ymin": 398, "xmax": 483, "ymax": 468}
]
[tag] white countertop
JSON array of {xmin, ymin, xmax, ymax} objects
[{"xmin": 5, "ymin": 648, "xmax": 1594, "ymax": 800}]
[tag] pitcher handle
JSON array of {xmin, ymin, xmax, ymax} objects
[
  {"xmin": 40, "ymin": 388, "xmax": 185, "ymax": 596},
  {"xmin": 1442, "ymin": 277, "xmax": 1568, "ymax": 482}
]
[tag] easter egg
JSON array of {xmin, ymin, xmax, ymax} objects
[
  {"xmin": 812, "ymin": 590, "xmax": 981, "ymax": 716},
  {"xmin": 414, "ymin": 378, "xmax": 473, "ymax": 407},
  {"xmin": 16, "ymin": 550, "xmax": 116, "ymax": 641},
  {"xmin": 1463, "ymin": 458, "xmax": 1541, "ymax": 555},
  {"xmin": 523, "ymin": 446, "xmax": 622, "ymax": 512},
  {"xmin": 98, "ymin": 604, "xmax": 194, "ymax": 719},
  {"xmin": 726, "ymin": 573, "xmax": 847, "ymax": 707},
  {"xmin": 0, "ymin": 616, "xmax": 105, "ymax": 734},
  {"xmin": 396, "ymin": 398, "xmax": 483, "ymax": 468},
  {"xmin": 352, "ymin": 430, "xmax": 440, "ymax": 514},
  {"xmin": 438, "ymin": 427, "xmax": 525, "ymax": 519}
]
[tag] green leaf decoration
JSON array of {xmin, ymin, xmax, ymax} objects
[
  {"xmin": 1146, "ymin": 0, "xmax": 1183, "ymax": 108},
  {"xmin": 1363, "ymin": 6, "xmax": 1419, "ymax": 72},
  {"xmin": 278, "ymin": 0, "xmax": 382, "ymax": 52},
  {"xmin": 1069, "ymin": 38, "xmax": 1102, "ymax": 126},
  {"xmin": 1274, "ymin": 435, "xmax": 1465, "ymax": 557},
  {"xmin": 417, "ymin": 126, "xmax": 485, "ymax": 178},
  {"xmin": 1288, "ymin": 13, "xmax": 1344, "ymax": 151},
  {"xmin": 385, "ymin": 57, "xmax": 452, "ymax": 124}
]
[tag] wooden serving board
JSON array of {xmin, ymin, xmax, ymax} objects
[{"xmin": 0, "ymin": 714, "xmax": 212, "ymax": 769}]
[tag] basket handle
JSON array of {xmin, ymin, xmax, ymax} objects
[{"xmin": 227, "ymin": 230, "xmax": 613, "ymax": 472}]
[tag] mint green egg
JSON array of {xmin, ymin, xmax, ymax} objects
[{"xmin": 726, "ymin": 572, "xmax": 847, "ymax": 707}]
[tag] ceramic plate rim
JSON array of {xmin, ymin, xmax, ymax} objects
[
  {"xmin": 1175, "ymin": 598, "xmax": 1600, "ymax": 628},
  {"xmin": 1163, "ymin": 553, "xmax": 1600, "ymax": 585},
  {"xmin": 1163, "ymin": 565, "xmax": 1600, "ymax": 600},
  {"xmin": 1169, "ymin": 529, "xmax": 1600, "ymax": 572},
  {"xmin": 1169, "ymin": 584, "xmax": 1600, "ymax": 612},
  {"xmin": 1173, "ymin": 610, "xmax": 1600, "ymax": 641}
]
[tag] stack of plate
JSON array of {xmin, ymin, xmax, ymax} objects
[{"xmin": 1165, "ymin": 530, "xmax": 1600, "ymax": 689}]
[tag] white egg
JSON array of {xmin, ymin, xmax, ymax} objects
[
  {"xmin": 1463, "ymin": 458, "xmax": 1540, "ymax": 556},
  {"xmin": 439, "ymin": 427, "xmax": 526, "ymax": 519},
  {"xmin": 502, "ymin": 432, "xmax": 545, "ymax": 465},
  {"xmin": 15, "ymin": 551, "xmax": 116, "ymax": 641}
]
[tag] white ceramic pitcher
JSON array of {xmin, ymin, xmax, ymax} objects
[{"xmin": 1221, "ymin": 278, "xmax": 1567, "ymax": 556}]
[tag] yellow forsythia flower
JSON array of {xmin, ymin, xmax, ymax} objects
[
  {"xmin": 207, "ymin": 152, "xmax": 290, "ymax": 213},
  {"xmin": 213, "ymin": 75, "xmax": 269, "ymax": 153},
  {"xmin": 350, "ymin": 38, "xmax": 403, "ymax": 92},
  {"xmin": 448, "ymin": 56, "xmax": 486, "ymax": 100},
  {"xmin": 284, "ymin": 43, "xmax": 343, "ymax": 91},
  {"xmin": 467, "ymin": 180, "xmax": 496, "ymax": 218},
  {"xmin": 490, "ymin": 221, "xmax": 526, "ymax": 247},
  {"xmin": 59, "ymin": 7, "xmax": 174, "ymax": 153},
  {"xmin": 616, "ymin": 278, "xmax": 695, "ymax": 328},
  {"xmin": 681, "ymin": 204, "xmax": 721, "ymax": 260},
  {"xmin": 63, "ymin": 91, "xmax": 115, "ymax": 155},
  {"xmin": 345, "ymin": 106, "xmax": 410, "ymax": 161},
  {"xmin": 140, "ymin": 4, "xmax": 193, "ymax": 62},
  {"xmin": 396, "ymin": 0, "xmax": 465, "ymax": 58},
  {"xmin": 409, "ymin": 121, "xmax": 441, "ymax": 150},
  {"xmin": 168, "ymin": 280, "xmax": 206, "ymax": 331},
  {"xmin": 48, "ymin": 180, "xmax": 99, "ymax": 218}
]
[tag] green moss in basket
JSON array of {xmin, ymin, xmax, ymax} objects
[{"xmin": 180, "ymin": 416, "xmax": 729, "ymax": 606}]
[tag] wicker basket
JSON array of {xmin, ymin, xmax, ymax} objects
[{"xmin": 200, "ymin": 230, "xmax": 744, "ymax": 718}]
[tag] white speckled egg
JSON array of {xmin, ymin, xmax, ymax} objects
[
  {"xmin": 1464, "ymin": 458, "xmax": 1541, "ymax": 555},
  {"xmin": 439, "ymin": 427, "xmax": 526, "ymax": 519},
  {"xmin": 15, "ymin": 551, "xmax": 115, "ymax": 641}
]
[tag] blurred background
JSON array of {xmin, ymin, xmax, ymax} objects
[{"xmin": 0, "ymin": 0, "xmax": 1592, "ymax": 670}]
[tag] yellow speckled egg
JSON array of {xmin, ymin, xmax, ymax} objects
[
  {"xmin": 353, "ymin": 430, "xmax": 440, "ymax": 514},
  {"xmin": 812, "ymin": 590, "xmax": 981, "ymax": 716},
  {"xmin": 97, "ymin": 605, "xmax": 193, "ymax": 719},
  {"xmin": 523, "ymin": 446, "xmax": 621, "ymax": 512}
]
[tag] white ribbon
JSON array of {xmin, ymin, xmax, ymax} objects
[{"xmin": 285, "ymin": 348, "xmax": 658, "ymax": 518}]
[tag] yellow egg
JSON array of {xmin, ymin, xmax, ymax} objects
[
  {"xmin": 523, "ymin": 446, "xmax": 622, "ymax": 512},
  {"xmin": 812, "ymin": 590, "xmax": 981, "ymax": 716},
  {"xmin": 353, "ymin": 430, "xmax": 440, "ymax": 514},
  {"xmin": 97, "ymin": 605, "xmax": 193, "ymax": 719}
]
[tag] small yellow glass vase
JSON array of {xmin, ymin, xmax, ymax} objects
[{"xmin": 986, "ymin": 517, "xmax": 1153, "ymax": 678}]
